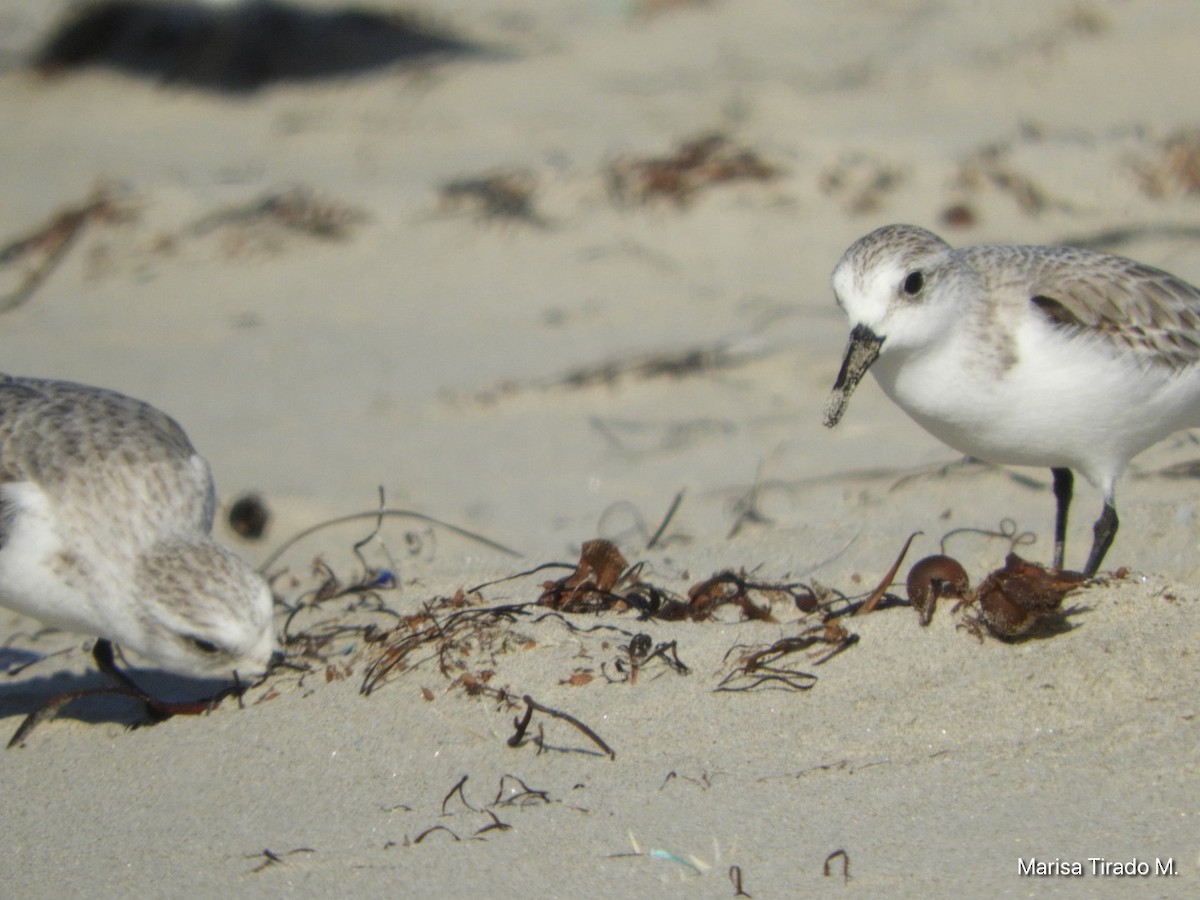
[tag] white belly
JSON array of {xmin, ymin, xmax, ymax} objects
[
  {"xmin": 0, "ymin": 482, "xmax": 126, "ymax": 638},
  {"xmin": 871, "ymin": 327, "xmax": 1200, "ymax": 489}
]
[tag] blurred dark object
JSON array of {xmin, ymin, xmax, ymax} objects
[
  {"xmin": 35, "ymin": 0, "xmax": 482, "ymax": 92},
  {"xmin": 228, "ymin": 492, "xmax": 269, "ymax": 540}
]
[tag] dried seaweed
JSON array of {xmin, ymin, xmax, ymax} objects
[
  {"xmin": 439, "ymin": 171, "xmax": 545, "ymax": 226},
  {"xmin": 245, "ymin": 847, "xmax": 315, "ymax": 874},
  {"xmin": 454, "ymin": 337, "xmax": 768, "ymax": 406},
  {"xmin": 608, "ymin": 132, "xmax": 779, "ymax": 206},
  {"xmin": 387, "ymin": 773, "xmax": 562, "ymax": 849},
  {"xmin": 951, "ymin": 142, "xmax": 1074, "ymax": 216},
  {"xmin": 950, "ymin": 553, "xmax": 1090, "ymax": 640},
  {"xmin": 729, "ymin": 864, "xmax": 752, "ymax": 897},
  {"xmin": 716, "ymin": 622, "xmax": 857, "ymax": 693},
  {"xmin": 8, "ymin": 499, "xmax": 882, "ymax": 748},
  {"xmin": 535, "ymin": 540, "xmax": 822, "ymax": 625},
  {"xmin": 187, "ymin": 186, "xmax": 367, "ymax": 251},
  {"xmin": 853, "ymin": 531, "xmax": 920, "ymax": 617},
  {"xmin": 823, "ymin": 849, "xmax": 851, "ymax": 882},
  {"xmin": 508, "ymin": 694, "xmax": 616, "ymax": 760},
  {"xmin": 602, "ymin": 635, "xmax": 689, "ymax": 684},
  {"xmin": 0, "ymin": 185, "xmax": 132, "ymax": 312},
  {"xmin": 342, "ymin": 533, "xmax": 875, "ymax": 757},
  {"xmin": 358, "ymin": 594, "xmax": 533, "ymax": 696},
  {"xmin": 260, "ymin": 504, "xmax": 521, "ymax": 573}
]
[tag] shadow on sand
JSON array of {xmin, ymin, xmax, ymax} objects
[{"xmin": 35, "ymin": 0, "xmax": 488, "ymax": 91}]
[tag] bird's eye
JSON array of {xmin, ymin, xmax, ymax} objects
[
  {"xmin": 902, "ymin": 271, "xmax": 924, "ymax": 295},
  {"xmin": 186, "ymin": 636, "xmax": 220, "ymax": 654}
]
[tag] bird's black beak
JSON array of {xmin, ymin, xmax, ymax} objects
[{"xmin": 823, "ymin": 323, "xmax": 884, "ymax": 428}]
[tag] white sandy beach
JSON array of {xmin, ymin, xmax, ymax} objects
[{"xmin": 2, "ymin": 0, "xmax": 1200, "ymax": 895}]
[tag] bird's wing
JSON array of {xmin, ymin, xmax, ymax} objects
[{"xmin": 1020, "ymin": 248, "xmax": 1200, "ymax": 369}]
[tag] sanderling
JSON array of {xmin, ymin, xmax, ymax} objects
[
  {"xmin": 0, "ymin": 374, "xmax": 276, "ymax": 678},
  {"xmin": 823, "ymin": 223, "xmax": 1200, "ymax": 576}
]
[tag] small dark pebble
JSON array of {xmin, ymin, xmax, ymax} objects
[{"xmin": 228, "ymin": 492, "xmax": 270, "ymax": 540}]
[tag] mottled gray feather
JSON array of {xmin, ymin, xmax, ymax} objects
[{"xmin": 966, "ymin": 245, "xmax": 1200, "ymax": 369}]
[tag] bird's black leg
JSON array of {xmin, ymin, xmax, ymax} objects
[
  {"xmin": 92, "ymin": 640, "xmax": 149, "ymax": 697},
  {"xmin": 91, "ymin": 639, "xmax": 172, "ymax": 722},
  {"xmin": 1083, "ymin": 500, "xmax": 1118, "ymax": 577},
  {"xmin": 1051, "ymin": 467, "xmax": 1073, "ymax": 571}
]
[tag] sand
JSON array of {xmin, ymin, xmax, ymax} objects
[{"xmin": 2, "ymin": 0, "xmax": 1200, "ymax": 895}]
